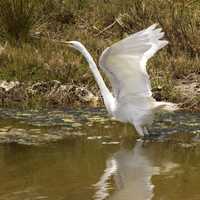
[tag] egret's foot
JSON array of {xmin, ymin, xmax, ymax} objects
[{"xmin": 142, "ymin": 132, "xmax": 162, "ymax": 140}]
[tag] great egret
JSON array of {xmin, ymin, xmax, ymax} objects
[{"xmin": 65, "ymin": 24, "xmax": 177, "ymax": 136}]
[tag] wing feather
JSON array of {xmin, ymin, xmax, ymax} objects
[{"xmin": 99, "ymin": 24, "xmax": 168, "ymax": 101}]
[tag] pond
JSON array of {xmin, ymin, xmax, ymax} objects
[{"xmin": 0, "ymin": 108, "xmax": 200, "ymax": 200}]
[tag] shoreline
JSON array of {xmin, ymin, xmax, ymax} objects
[{"xmin": 0, "ymin": 78, "xmax": 199, "ymax": 112}]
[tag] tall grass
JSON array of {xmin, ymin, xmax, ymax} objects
[{"xmin": 0, "ymin": 0, "xmax": 39, "ymax": 42}]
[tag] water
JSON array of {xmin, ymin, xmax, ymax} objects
[{"xmin": 0, "ymin": 108, "xmax": 200, "ymax": 200}]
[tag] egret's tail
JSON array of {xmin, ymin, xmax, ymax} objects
[{"xmin": 154, "ymin": 101, "xmax": 179, "ymax": 112}]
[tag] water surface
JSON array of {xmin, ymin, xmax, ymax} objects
[{"xmin": 0, "ymin": 109, "xmax": 200, "ymax": 200}]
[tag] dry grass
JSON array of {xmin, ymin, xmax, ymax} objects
[
  {"xmin": 0, "ymin": 0, "xmax": 40, "ymax": 43},
  {"xmin": 0, "ymin": 0, "xmax": 199, "ymax": 109}
]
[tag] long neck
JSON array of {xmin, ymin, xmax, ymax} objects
[{"xmin": 79, "ymin": 46, "xmax": 115, "ymax": 113}]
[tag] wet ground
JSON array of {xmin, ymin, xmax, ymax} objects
[{"xmin": 0, "ymin": 108, "xmax": 200, "ymax": 200}]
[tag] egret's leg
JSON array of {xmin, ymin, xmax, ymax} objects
[
  {"xmin": 143, "ymin": 127, "xmax": 149, "ymax": 136},
  {"xmin": 135, "ymin": 125, "xmax": 144, "ymax": 137}
]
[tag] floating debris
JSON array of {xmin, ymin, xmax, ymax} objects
[
  {"xmin": 87, "ymin": 136, "xmax": 102, "ymax": 140},
  {"xmin": 71, "ymin": 123, "xmax": 82, "ymax": 128},
  {"xmin": 63, "ymin": 118, "xmax": 75, "ymax": 123},
  {"xmin": 102, "ymin": 141, "xmax": 120, "ymax": 145}
]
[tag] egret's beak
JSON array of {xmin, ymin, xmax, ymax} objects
[
  {"xmin": 67, "ymin": 42, "xmax": 74, "ymax": 48},
  {"xmin": 56, "ymin": 40, "xmax": 73, "ymax": 48}
]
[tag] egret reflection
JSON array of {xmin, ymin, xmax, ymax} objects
[
  {"xmin": 94, "ymin": 158, "xmax": 118, "ymax": 200},
  {"xmin": 94, "ymin": 141, "xmax": 160, "ymax": 200}
]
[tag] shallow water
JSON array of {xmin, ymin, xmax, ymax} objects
[{"xmin": 0, "ymin": 108, "xmax": 200, "ymax": 200}]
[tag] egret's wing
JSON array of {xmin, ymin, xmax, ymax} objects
[{"xmin": 99, "ymin": 24, "xmax": 168, "ymax": 100}]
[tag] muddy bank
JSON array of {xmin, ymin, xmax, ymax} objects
[
  {"xmin": 0, "ymin": 77, "xmax": 199, "ymax": 111},
  {"xmin": 0, "ymin": 80, "xmax": 99, "ymax": 108},
  {"xmin": 173, "ymin": 73, "xmax": 200, "ymax": 112}
]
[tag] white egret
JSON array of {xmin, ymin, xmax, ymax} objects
[{"xmin": 65, "ymin": 24, "xmax": 177, "ymax": 136}]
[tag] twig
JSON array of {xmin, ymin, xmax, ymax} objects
[
  {"xmin": 94, "ymin": 14, "xmax": 127, "ymax": 37},
  {"xmin": 95, "ymin": 20, "xmax": 117, "ymax": 36},
  {"xmin": 115, "ymin": 16, "xmax": 125, "ymax": 29}
]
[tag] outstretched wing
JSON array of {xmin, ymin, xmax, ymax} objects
[{"xmin": 99, "ymin": 24, "xmax": 168, "ymax": 101}]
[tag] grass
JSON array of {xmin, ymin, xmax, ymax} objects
[
  {"xmin": 0, "ymin": 0, "xmax": 40, "ymax": 43},
  {"xmin": 0, "ymin": 0, "xmax": 199, "ymax": 109}
]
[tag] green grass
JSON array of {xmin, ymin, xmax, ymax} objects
[{"xmin": 0, "ymin": 0, "xmax": 199, "ymax": 108}]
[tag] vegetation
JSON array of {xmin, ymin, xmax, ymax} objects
[
  {"xmin": 0, "ymin": 0, "xmax": 40, "ymax": 42},
  {"xmin": 0, "ymin": 0, "xmax": 199, "ymax": 109}
]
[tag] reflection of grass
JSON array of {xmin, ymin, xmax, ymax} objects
[{"xmin": 0, "ymin": 0, "xmax": 199, "ymax": 109}]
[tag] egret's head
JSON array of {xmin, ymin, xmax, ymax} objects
[
  {"xmin": 65, "ymin": 41, "xmax": 85, "ymax": 52},
  {"xmin": 63, "ymin": 41, "xmax": 90, "ymax": 60}
]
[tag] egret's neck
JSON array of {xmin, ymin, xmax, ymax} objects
[{"xmin": 78, "ymin": 46, "xmax": 115, "ymax": 113}]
